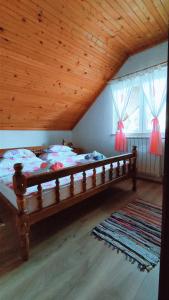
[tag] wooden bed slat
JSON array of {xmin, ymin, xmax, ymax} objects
[
  {"xmin": 82, "ymin": 171, "xmax": 87, "ymax": 192},
  {"xmin": 122, "ymin": 160, "xmax": 127, "ymax": 175},
  {"xmin": 92, "ymin": 167, "xmax": 96, "ymax": 188},
  {"xmin": 55, "ymin": 179, "xmax": 60, "ymax": 203},
  {"xmin": 70, "ymin": 174, "xmax": 74, "ymax": 197},
  {"xmin": 37, "ymin": 184, "xmax": 42, "ymax": 210},
  {"xmin": 116, "ymin": 161, "xmax": 120, "ymax": 177},
  {"xmin": 109, "ymin": 162, "xmax": 113, "ymax": 181},
  {"xmin": 102, "ymin": 165, "xmax": 106, "ymax": 184}
]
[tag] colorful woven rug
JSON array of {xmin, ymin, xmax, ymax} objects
[{"xmin": 92, "ymin": 199, "xmax": 161, "ymax": 272}]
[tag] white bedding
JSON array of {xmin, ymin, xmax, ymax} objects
[
  {"xmin": 0, "ymin": 156, "xmax": 44, "ymax": 176},
  {"xmin": 0, "ymin": 155, "xmax": 128, "ymax": 213}
]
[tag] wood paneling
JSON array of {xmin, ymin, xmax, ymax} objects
[{"xmin": 0, "ymin": 0, "xmax": 168, "ymax": 130}]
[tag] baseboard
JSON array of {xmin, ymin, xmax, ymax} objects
[{"xmin": 137, "ymin": 174, "xmax": 163, "ymax": 184}]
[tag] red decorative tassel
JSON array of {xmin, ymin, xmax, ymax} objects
[
  {"xmin": 115, "ymin": 120, "xmax": 127, "ymax": 152},
  {"xmin": 149, "ymin": 117, "xmax": 162, "ymax": 156}
]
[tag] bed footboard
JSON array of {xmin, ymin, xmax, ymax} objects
[{"xmin": 13, "ymin": 146, "xmax": 137, "ymax": 260}]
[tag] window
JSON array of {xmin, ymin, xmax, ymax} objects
[{"xmin": 112, "ymin": 66, "xmax": 167, "ymax": 136}]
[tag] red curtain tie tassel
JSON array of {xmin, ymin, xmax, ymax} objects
[
  {"xmin": 115, "ymin": 120, "xmax": 127, "ymax": 152},
  {"xmin": 149, "ymin": 117, "xmax": 162, "ymax": 156},
  {"xmin": 117, "ymin": 120, "xmax": 124, "ymax": 131},
  {"xmin": 152, "ymin": 117, "xmax": 160, "ymax": 131}
]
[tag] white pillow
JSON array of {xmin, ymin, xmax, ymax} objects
[
  {"xmin": 3, "ymin": 148, "xmax": 36, "ymax": 158},
  {"xmin": 44, "ymin": 145, "xmax": 72, "ymax": 153}
]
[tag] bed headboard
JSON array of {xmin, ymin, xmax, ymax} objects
[{"xmin": 0, "ymin": 146, "xmax": 47, "ymax": 157}]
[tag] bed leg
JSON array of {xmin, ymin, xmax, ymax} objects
[
  {"xmin": 13, "ymin": 163, "xmax": 30, "ymax": 260},
  {"xmin": 132, "ymin": 146, "xmax": 137, "ymax": 192},
  {"xmin": 16, "ymin": 214, "xmax": 30, "ymax": 261},
  {"xmin": 132, "ymin": 175, "xmax": 137, "ymax": 192}
]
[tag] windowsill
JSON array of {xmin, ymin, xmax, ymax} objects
[{"xmin": 111, "ymin": 133, "xmax": 165, "ymax": 139}]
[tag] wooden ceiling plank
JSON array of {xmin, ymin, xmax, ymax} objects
[
  {"xmin": 0, "ymin": 77, "xmax": 102, "ymax": 101},
  {"xmin": 0, "ymin": 7, "xmax": 121, "ymax": 72},
  {"xmin": 84, "ymin": 0, "xmax": 141, "ymax": 51},
  {"xmin": 46, "ymin": 0, "xmax": 136, "ymax": 50},
  {"xmin": 160, "ymin": 0, "xmax": 169, "ymax": 13},
  {"xmin": 70, "ymin": 0, "xmax": 141, "ymax": 41},
  {"xmin": 109, "ymin": 0, "xmax": 154, "ymax": 37},
  {"xmin": 107, "ymin": 0, "xmax": 155, "ymax": 50},
  {"xmin": 30, "ymin": 0, "xmax": 127, "ymax": 59},
  {"xmin": 91, "ymin": 0, "xmax": 161, "ymax": 53},
  {"xmin": 0, "ymin": 47, "xmax": 117, "ymax": 78},
  {"xmin": 0, "ymin": 83, "xmax": 91, "ymax": 101},
  {"xmin": 152, "ymin": 0, "xmax": 169, "ymax": 24},
  {"xmin": 134, "ymin": 0, "xmax": 167, "ymax": 33},
  {"xmin": 0, "ymin": 36, "xmax": 111, "ymax": 83},
  {"xmin": 105, "ymin": 0, "xmax": 150, "ymax": 39},
  {"xmin": 143, "ymin": 0, "xmax": 168, "ymax": 30},
  {"xmin": 92, "ymin": 0, "xmax": 164, "ymax": 54},
  {"xmin": 1, "ymin": 2, "xmax": 117, "ymax": 67},
  {"xmin": 1, "ymin": 52, "xmax": 116, "ymax": 91},
  {"xmin": 1, "ymin": 42, "xmax": 117, "ymax": 81},
  {"xmin": 125, "ymin": 0, "xmax": 162, "ymax": 35},
  {"xmin": 118, "ymin": 0, "xmax": 168, "ymax": 54}
]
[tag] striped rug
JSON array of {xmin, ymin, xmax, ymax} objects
[{"xmin": 92, "ymin": 199, "xmax": 161, "ymax": 272}]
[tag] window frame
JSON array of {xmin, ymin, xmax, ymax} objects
[{"xmin": 112, "ymin": 79, "xmax": 166, "ymax": 138}]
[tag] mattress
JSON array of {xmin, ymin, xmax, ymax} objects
[{"xmin": 0, "ymin": 161, "xmax": 127, "ymax": 214}]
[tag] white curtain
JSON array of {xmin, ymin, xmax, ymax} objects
[
  {"xmin": 111, "ymin": 79, "xmax": 132, "ymax": 123},
  {"xmin": 111, "ymin": 78, "xmax": 135, "ymax": 152},
  {"xmin": 141, "ymin": 65, "xmax": 167, "ymax": 155}
]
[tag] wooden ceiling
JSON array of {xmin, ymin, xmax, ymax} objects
[{"xmin": 0, "ymin": 0, "xmax": 168, "ymax": 130}]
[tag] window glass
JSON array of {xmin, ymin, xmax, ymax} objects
[{"xmin": 123, "ymin": 87, "xmax": 140, "ymax": 133}]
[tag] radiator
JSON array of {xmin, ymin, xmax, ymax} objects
[{"xmin": 127, "ymin": 137, "xmax": 164, "ymax": 182}]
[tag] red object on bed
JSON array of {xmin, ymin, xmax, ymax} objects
[
  {"xmin": 50, "ymin": 162, "xmax": 64, "ymax": 171},
  {"xmin": 40, "ymin": 162, "xmax": 48, "ymax": 169}
]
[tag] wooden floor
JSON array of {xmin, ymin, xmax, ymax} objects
[{"xmin": 0, "ymin": 179, "xmax": 162, "ymax": 300}]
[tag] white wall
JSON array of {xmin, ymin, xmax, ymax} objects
[
  {"xmin": 72, "ymin": 41, "xmax": 168, "ymax": 156},
  {"xmin": 72, "ymin": 86, "xmax": 114, "ymax": 156},
  {"xmin": 114, "ymin": 41, "xmax": 168, "ymax": 78},
  {"xmin": 0, "ymin": 130, "xmax": 72, "ymax": 149}
]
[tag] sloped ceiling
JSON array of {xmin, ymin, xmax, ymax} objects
[{"xmin": 0, "ymin": 0, "xmax": 168, "ymax": 130}]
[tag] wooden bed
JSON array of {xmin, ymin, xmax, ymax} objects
[{"xmin": 0, "ymin": 146, "xmax": 137, "ymax": 261}]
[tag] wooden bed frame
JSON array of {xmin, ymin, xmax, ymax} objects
[
  {"xmin": 0, "ymin": 146, "xmax": 137, "ymax": 261},
  {"xmin": 0, "ymin": 146, "xmax": 46, "ymax": 157}
]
